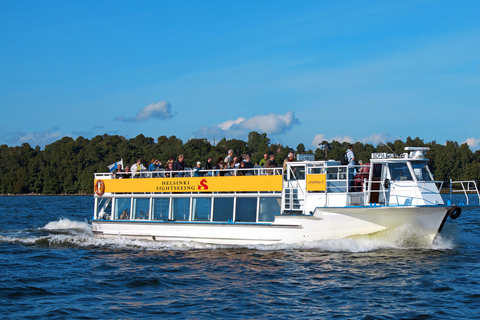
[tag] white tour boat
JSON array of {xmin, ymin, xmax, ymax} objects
[{"xmin": 92, "ymin": 147, "xmax": 478, "ymax": 245}]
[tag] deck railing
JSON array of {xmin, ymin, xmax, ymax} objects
[{"xmin": 95, "ymin": 166, "xmax": 283, "ymax": 179}]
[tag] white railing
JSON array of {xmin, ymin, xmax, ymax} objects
[
  {"xmin": 449, "ymin": 180, "xmax": 480, "ymax": 205},
  {"xmin": 95, "ymin": 167, "xmax": 283, "ymax": 179}
]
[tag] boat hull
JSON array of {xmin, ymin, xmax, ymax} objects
[{"xmin": 92, "ymin": 205, "xmax": 451, "ymax": 245}]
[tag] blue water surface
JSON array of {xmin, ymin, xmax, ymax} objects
[{"xmin": 1, "ymin": 195, "xmax": 479, "ymax": 319}]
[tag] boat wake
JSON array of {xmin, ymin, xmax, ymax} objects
[{"xmin": 0, "ymin": 218, "xmax": 458, "ymax": 252}]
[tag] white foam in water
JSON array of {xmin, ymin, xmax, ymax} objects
[
  {"xmin": 0, "ymin": 219, "xmax": 458, "ymax": 252},
  {"xmin": 43, "ymin": 218, "xmax": 92, "ymax": 234}
]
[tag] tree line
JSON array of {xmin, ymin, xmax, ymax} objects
[{"xmin": 0, "ymin": 132, "xmax": 479, "ymax": 194}]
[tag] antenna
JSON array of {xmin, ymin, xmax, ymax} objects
[{"xmin": 384, "ymin": 142, "xmax": 395, "ymax": 155}]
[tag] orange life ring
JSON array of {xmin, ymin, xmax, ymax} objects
[{"xmin": 94, "ymin": 180, "xmax": 105, "ymax": 196}]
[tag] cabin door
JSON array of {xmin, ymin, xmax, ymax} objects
[{"xmin": 368, "ymin": 164, "xmax": 383, "ymax": 204}]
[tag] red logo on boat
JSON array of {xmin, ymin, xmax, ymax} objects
[{"xmin": 198, "ymin": 179, "xmax": 209, "ymax": 190}]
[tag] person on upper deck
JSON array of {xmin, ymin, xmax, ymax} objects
[
  {"xmin": 237, "ymin": 161, "xmax": 246, "ymax": 176},
  {"xmin": 124, "ymin": 166, "xmax": 131, "ymax": 177},
  {"xmin": 165, "ymin": 162, "xmax": 175, "ymax": 177},
  {"xmin": 283, "ymin": 152, "xmax": 295, "ymax": 172},
  {"xmin": 347, "ymin": 145, "xmax": 355, "ymax": 167},
  {"xmin": 283, "ymin": 152, "xmax": 295, "ymax": 179},
  {"xmin": 216, "ymin": 158, "xmax": 227, "ymax": 176},
  {"xmin": 194, "ymin": 161, "xmax": 204, "ymax": 177},
  {"xmin": 234, "ymin": 157, "xmax": 241, "ymax": 168},
  {"xmin": 131, "ymin": 159, "xmax": 146, "ymax": 178},
  {"xmin": 173, "ymin": 154, "xmax": 186, "ymax": 176},
  {"xmin": 347, "ymin": 145, "xmax": 355, "ymax": 191},
  {"xmin": 265, "ymin": 154, "xmax": 278, "ymax": 175},
  {"xmin": 113, "ymin": 164, "xmax": 124, "ymax": 179},
  {"xmin": 243, "ymin": 155, "xmax": 254, "ymax": 175},
  {"xmin": 259, "ymin": 153, "xmax": 268, "ymax": 166},
  {"xmin": 224, "ymin": 149, "xmax": 234, "ymax": 164},
  {"xmin": 204, "ymin": 156, "xmax": 213, "ymax": 176}
]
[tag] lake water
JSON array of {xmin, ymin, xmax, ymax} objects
[{"xmin": 1, "ymin": 195, "xmax": 479, "ymax": 319}]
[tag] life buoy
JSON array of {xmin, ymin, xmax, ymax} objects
[
  {"xmin": 94, "ymin": 180, "xmax": 105, "ymax": 196},
  {"xmin": 447, "ymin": 206, "xmax": 461, "ymax": 220}
]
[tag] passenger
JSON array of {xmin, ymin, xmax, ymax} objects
[
  {"xmin": 165, "ymin": 162, "xmax": 175, "ymax": 177},
  {"xmin": 216, "ymin": 159, "xmax": 227, "ymax": 176},
  {"xmin": 173, "ymin": 154, "xmax": 186, "ymax": 177},
  {"xmin": 124, "ymin": 166, "xmax": 131, "ymax": 178},
  {"xmin": 194, "ymin": 161, "xmax": 204, "ymax": 177},
  {"xmin": 148, "ymin": 159, "xmax": 157, "ymax": 172},
  {"xmin": 166, "ymin": 156, "xmax": 175, "ymax": 166},
  {"xmin": 204, "ymin": 156, "xmax": 213, "ymax": 176},
  {"xmin": 234, "ymin": 157, "xmax": 241, "ymax": 169},
  {"xmin": 138, "ymin": 210, "xmax": 148, "ymax": 220},
  {"xmin": 346, "ymin": 144, "xmax": 355, "ymax": 192},
  {"xmin": 113, "ymin": 164, "xmax": 124, "ymax": 179},
  {"xmin": 283, "ymin": 152, "xmax": 295, "ymax": 179},
  {"xmin": 120, "ymin": 210, "xmax": 129, "ymax": 220},
  {"xmin": 244, "ymin": 155, "xmax": 254, "ymax": 175},
  {"xmin": 354, "ymin": 160, "xmax": 370, "ymax": 191},
  {"xmin": 224, "ymin": 149, "xmax": 234, "ymax": 164},
  {"xmin": 131, "ymin": 159, "xmax": 146, "ymax": 178},
  {"xmin": 237, "ymin": 161, "xmax": 246, "ymax": 176},
  {"xmin": 265, "ymin": 154, "xmax": 278, "ymax": 175},
  {"xmin": 226, "ymin": 161, "xmax": 235, "ymax": 176},
  {"xmin": 259, "ymin": 153, "xmax": 268, "ymax": 166}
]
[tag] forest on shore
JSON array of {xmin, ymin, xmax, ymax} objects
[{"xmin": 1, "ymin": 131, "xmax": 479, "ymax": 194}]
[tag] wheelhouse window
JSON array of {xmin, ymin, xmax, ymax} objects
[
  {"xmin": 389, "ymin": 163, "xmax": 413, "ymax": 181},
  {"xmin": 411, "ymin": 162, "xmax": 433, "ymax": 181}
]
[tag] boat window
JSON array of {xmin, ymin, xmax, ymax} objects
[
  {"xmin": 411, "ymin": 162, "xmax": 433, "ymax": 181},
  {"xmin": 133, "ymin": 198, "xmax": 150, "ymax": 220},
  {"xmin": 373, "ymin": 164, "xmax": 382, "ymax": 178},
  {"xmin": 152, "ymin": 198, "xmax": 170, "ymax": 221},
  {"xmin": 212, "ymin": 198, "xmax": 234, "ymax": 222},
  {"xmin": 192, "ymin": 198, "xmax": 211, "ymax": 221},
  {"xmin": 326, "ymin": 167, "xmax": 338, "ymax": 180},
  {"xmin": 172, "ymin": 198, "xmax": 190, "ymax": 221},
  {"xmin": 96, "ymin": 198, "xmax": 112, "ymax": 219},
  {"xmin": 290, "ymin": 166, "xmax": 306, "ymax": 180},
  {"xmin": 114, "ymin": 198, "xmax": 131, "ymax": 220},
  {"xmin": 258, "ymin": 197, "xmax": 280, "ymax": 222},
  {"xmin": 389, "ymin": 163, "xmax": 413, "ymax": 181},
  {"xmin": 235, "ymin": 198, "xmax": 257, "ymax": 222}
]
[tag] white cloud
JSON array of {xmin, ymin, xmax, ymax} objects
[
  {"xmin": 2, "ymin": 127, "xmax": 61, "ymax": 147},
  {"xmin": 465, "ymin": 137, "xmax": 480, "ymax": 150},
  {"xmin": 311, "ymin": 132, "xmax": 396, "ymax": 147},
  {"xmin": 115, "ymin": 101, "xmax": 175, "ymax": 122},
  {"xmin": 311, "ymin": 133, "xmax": 354, "ymax": 146},
  {"xmin": 359, "ymin": 132, "xmax": 395, "ymax": 145},
  {"xmin": 194, "ymin": 111, "xmax": 300, "ymax": 140}
]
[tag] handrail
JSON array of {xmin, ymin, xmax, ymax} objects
[
  {"xmin": 95, "ymin": 167, "xmax": 284, "ymax": 179},
  {"xmin": 449, "ymin": 180, "xmax": 480, "ymax": 205}
]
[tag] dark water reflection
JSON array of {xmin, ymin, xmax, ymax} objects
[{"xmin": 0, "ymin": 196, "xmax": 479, "ymax": 319}]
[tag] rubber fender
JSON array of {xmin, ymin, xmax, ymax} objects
[{"xmin": 447, "ymin": 206, "xmax": 461, "ymax": 220}]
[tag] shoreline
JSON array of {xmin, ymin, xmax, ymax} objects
[{"xmin": 0, "ymin": 193, "xmax": 92, "ymax": 197}]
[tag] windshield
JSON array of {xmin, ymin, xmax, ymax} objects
[
  {"xmin": 411, "ymin": 162, "xmax": 433, "ymax": 181},
  {"xmin": 389, "ymin": 163, "xmax": 412, "ymax": 181}
]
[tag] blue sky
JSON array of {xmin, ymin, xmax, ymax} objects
[{"xmin": 1, "ymin": 1, "xmax": 480, "ymax": 150}]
